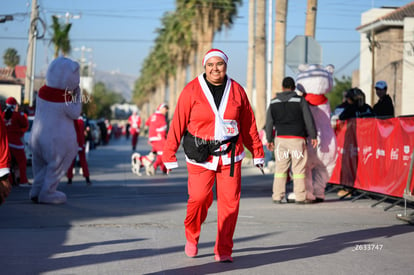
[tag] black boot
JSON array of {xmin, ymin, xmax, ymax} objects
[
  {"xmin": 86, "ymin": 177, "xmax": 92, "ymax": 185},
  {"xmin": 67, "ymin": 178, "xmax": 72, "ymax": 184}
]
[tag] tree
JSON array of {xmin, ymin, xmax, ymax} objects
[
  {"xmin": 3, "ymin": 48, "xmax": 20, "ymax": 68},
  {"xmin": 255, "ymin": 0, "xmax": 266, "ymax": 129},
  {"xmin": 246, "ymin": 0, "xmax": 255, "ymax": 102},
  {"xmin": 50, "ymin": 16, "xmax": 72, "ymax": 58},
  {"xmin": 133, "ymin": 0, "xmax": 243, "ymax": 113},
  {"xmin": 272, "ymin": 0, "xmax": 288, "ymax": 93},
  {"xmin": 84, "ymin": 82, "xmax": 124, "ymax": 119},
  {"xmin": 326, "ymin": 76, "xmax": 352, "ymax": 110}
]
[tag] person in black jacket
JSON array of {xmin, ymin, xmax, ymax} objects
[
  {"xmin": 339, "ymin": 87, "xmax": 375, "ymax": 120},
  {"xmin": 265, "ymin": 77, "xmax": 318, "ymax": 204},
  {"xmin": 373, "ymin": 80, "xmax": 394, "ymax": 118}
]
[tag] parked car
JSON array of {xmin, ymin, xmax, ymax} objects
[{"xmin": 24, "ymin": 116, "xmax": 34, "ymax": 165}]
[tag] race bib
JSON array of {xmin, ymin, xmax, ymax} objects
[{"xmin": 223, "ymin": 119, "xmax": 239, "ymax": 138}]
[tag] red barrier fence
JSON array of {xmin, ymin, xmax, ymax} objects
[{"xmin": 329, "ymin": 116, "xmax": 414, "ymax": 198}]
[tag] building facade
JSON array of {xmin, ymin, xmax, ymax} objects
[{"xmin": 357, "ymin": 3, "xmax": 414, "ymax": 116}]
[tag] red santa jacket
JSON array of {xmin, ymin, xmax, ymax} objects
[
  {"xmin": 0, "ymin": 115, "xmax": 11, "ymax": 177},
  {"xmin": 162, "ymin": 74, "xmax": 264, "ymax": 170},
  {"xmin": 3, "ymin": 110, "xmax": 28, "ymax": 149},
  {"xmin": 145, "ymin": 112, "xmax": 167, "ymax": 142},
  {"xmin": 73, "ymin": 117, "xmax": 85, "ymax": 150},
  {"xmin": 128, "ymin": 113, "xmax": 141, "ymax": 135}
]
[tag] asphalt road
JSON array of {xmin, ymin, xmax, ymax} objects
[{"xmin": 0, "ymin": 136, "xmax": 413, "ymax": 275}]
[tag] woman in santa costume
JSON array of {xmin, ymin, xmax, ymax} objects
[
  {"xmin": 2, "ymin": 97, "xmax": 29, "ymax": 186},
  {"xmin": 0, "ymin": 116, "xmax": 12, "ymax": 204},
  {"xmin": 128, "ymin": 110, "xmax": 141, "ymax": 151},
  {"xmin": 30, "ymin": 56, "xmax": 82, "ymax": 204},
  {"xmin": 66, "ymin": 116, "xmax": 91, "ymax": 185},
  {"xmin": 162, "ymin": 49, "xmax": 264, "ymax": 262},
  {"xmin": 145, "ymin": 103, "xmax": 169, "ymax": 174}
]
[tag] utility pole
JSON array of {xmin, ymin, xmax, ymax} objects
[
  {"xmin": 74, "ymin": 46, "xmax": 92, "ymax": 76},
  {"xmin": 370, "ymin": 29, "xmax": 376, "ymax": 106},
  {"xmin": 24, "ymin": 0, "xmax": 38, "ymax": 106}
]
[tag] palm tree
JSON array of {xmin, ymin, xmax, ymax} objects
[
  {"xmin": 255, "ymin": 0, "xmax": 266, "ymax": 129},
  {"xmin": 176, "ymin": 0, "xmax": 242, "ymax": 79},
  {"xmin": 133, "ymin": 0, "xmax": 243, "ymax": 112},
  {"xmin": 272, "ymin": 0, "xmax": 288, "ymax": 93},
  {"xmin": 305, "ymin": 0, "xmax": 317, "ymax": 38},
  {"xmin": 3, "ymin": 48, "xmax": 20, "ymax": 69},
  {"xmin": 246, "ymin": 0, "xmax": 255, "ymax": 102},
  {"xmin": 50, "ymin": 15, "xmax": 72, "ymax": 58}
]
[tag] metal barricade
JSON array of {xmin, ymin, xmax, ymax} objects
[{"xmin": 396, "ymin": 150, "xmax": 414, "ymax": 224}]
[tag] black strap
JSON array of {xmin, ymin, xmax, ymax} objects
[
  {"xmin": 187, "ymin": 131, "xmax": 239, "ymax": 177},
  {"xmin": 209, "ymin": 135, "xmax": 238, "ymax": 177},
  {"xmin": 230, "ymin": 142, "xmax": 236, "ymax": 177}
]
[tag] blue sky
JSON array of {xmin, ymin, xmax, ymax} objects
[{"xmin": 1, "ymin": 0, "xmax": 412, "ymax": 87}]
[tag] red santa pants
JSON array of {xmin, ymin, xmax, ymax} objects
[
  {"xmin": 185, "ymin": 159, "xmax": 241, "ymax": 257},
  {"xmin": 67, "ymin": 149, "xmax": 90, "ymax": 179},
  {"xmin": 150, "ymin": 140, "xmax": 167, "ymax": 173},
  {"xmin": 131, "ymin": 132, "xmax": 139, "ymax": 150},
  {"xmin": 9, "ymin": 147, "xmax": 28, "ymax": 184}
]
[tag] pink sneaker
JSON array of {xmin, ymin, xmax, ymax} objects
[
  {"xmin": 214, "ymin": 255, "xmax": 233, "ymax": 262},
  {"xmin": 185, "ymin": 242, "xmax": 198, "ymax": 258}
]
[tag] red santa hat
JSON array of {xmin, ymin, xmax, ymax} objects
[
  {"xmin": 202, "ymin": 49, "xmax": 228, "ymax": 67},
  {"xmin": 156, "ymin": 103, "xmax": 169, "ymax": 112},
  {"xmin": 6, "ymin": 97, "xmax": 17, "ymax": 107}
]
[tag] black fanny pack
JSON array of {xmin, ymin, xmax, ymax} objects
[{"xmin": 182, "ymin": 131, "xmax": 239, "ymax": 176}]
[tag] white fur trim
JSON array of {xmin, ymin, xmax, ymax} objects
[
  {"xmin": 253, "ymin": 158, "xmax": 265, "ymax": 165},
  {"xmin": 164, "ymin": 161, "xmax": 178, "ymax": 169},
  {"xmin": 0, "ymin": 168, "xmax": 10, "ymax": 177},
  {"xmin": 203, "ymin": 50, "xmax": 228, "ymax": 66}
]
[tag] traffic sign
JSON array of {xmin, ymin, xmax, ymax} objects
[{"xmin": 286, "ymin": 35, "xmax": 322, "ymax": 73}]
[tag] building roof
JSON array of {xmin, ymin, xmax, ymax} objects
[
  {"xmin": 14, "ymin": 65, "xmax": 26, "ymax": 79},
  {"xmin": 357, "ymin": 2, "xmax": 414, "ymax": 33},
  {"xmin": 0, "ymin": 67, "xmax": 24, "ymax": 85}
]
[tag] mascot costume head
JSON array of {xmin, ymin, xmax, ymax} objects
[
  {"xmin": 295, "ymin": 64, "xmax": 337, "ymax": 201},
  {"xmin": 30, "ymin": 57, "xmax": 82, "ymax": 204}
]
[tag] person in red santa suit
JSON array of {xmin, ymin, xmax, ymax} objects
[
  {"xmin": 105, "ymin": 119, "xmax": 112, "ymax": 144},
  {"xmin": 145, "ymin": 103, "xmax": 169, "ymax": 174},
  {"xmin": 0, "ymin": 116, "xmax": 12, "ymax": 205},
  {"xmin": 128, "ymin": 110, "xmax": 141, "ymax": 151},
  {"xmin": 2, "ymin": 97, "xmax": 30, "ymax": 187},
  {"xmin": 162, "ymin": 49, "xmax": 264, "ymax": 262},
  {"xmin": 66, "ymin": 116, "xmax": 91, "ymax": 185}
]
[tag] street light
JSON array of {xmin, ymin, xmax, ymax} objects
[
  {"xmin": 0, "ymin": 15, "xmax": 13, "ymax": 23},
  {"xmin": 54, "ymin": 12, "xmax": 81, "ymax": 24},
  {"xmin": 74, "ymin": 46, "xmax": 92, "ymax": 76}
]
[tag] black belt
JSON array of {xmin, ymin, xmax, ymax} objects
[
  {"xmin": 209, "ymin": 135, "xmax": 238, "ymax": 177},
  {"xmin": 183, "ymin": 131, "xmax": 239, "ymax": 177}
]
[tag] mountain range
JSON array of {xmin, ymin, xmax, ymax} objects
[{"xmin": 94, "ymin": 70, "xmax": 136, "ymax": 102}]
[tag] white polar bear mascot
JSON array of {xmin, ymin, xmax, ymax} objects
[
  {"xmin": 295, "ymin": 64, "xmax": 337, "ymax": 202},
  {"xmin": 30, "ymin": 57, "xmax": 82, "ymax": 204}
]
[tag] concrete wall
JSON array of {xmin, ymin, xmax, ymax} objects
[
  {"xmin": 375, "ymin": 28, "xmax": 404, "ymax": 114},
  {"xmin": 359, "ymin": 8, "xmax": 395, "ymax": 106},
  {"xmin": 401, "ymin": 17, "xmax": 414, "ymax": 116},
  {"xmin": 0, "ymin": 84, "xmax": 23, "ymax": 104}
]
